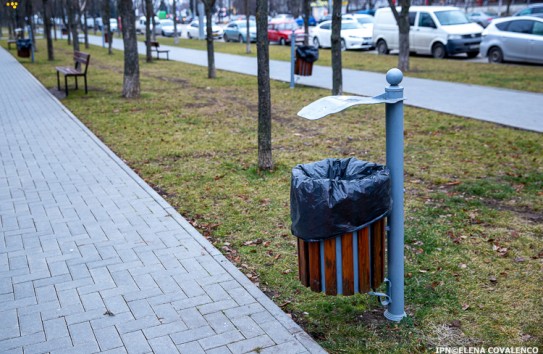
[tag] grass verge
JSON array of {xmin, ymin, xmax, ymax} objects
[{"xmin": 4, "ymin": 39, "xmax": 543, "ymax": 353}]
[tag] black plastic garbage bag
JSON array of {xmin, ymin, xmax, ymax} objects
[
  {"xmin": 16, "ymin": 39, "xmax": 32, "ymax": 50},
  {"xmin": 291, "ymin": 158, "xmax": 391, "ymax": 242},
  {"xmin": 296, "ymin": 45, "xmax": 319, "ymax": 63}
]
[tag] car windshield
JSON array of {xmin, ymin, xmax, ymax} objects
[
  {"xmin": 435, "ymin": 10, "xmax": 471, "ymax": 25},
  {"xmin": 161, "ymin": 20, "xmax": 173, "ymax": 26},
  {"xmin": 238, "ymin": 21, "xmax": 256, "ymax": 29},
  {"xmin": 356, "ymin": 17, "xmax": 374, "ymax": 24},
  {"xmin": 341, "ymin": 21, "xmax": 362, "ymax": 30}
]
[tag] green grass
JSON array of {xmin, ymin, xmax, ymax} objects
[{"xmin": 5, "ymin": 39, "xmax": 543, "ymax": 353}]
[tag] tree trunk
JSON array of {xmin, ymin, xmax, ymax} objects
[
  {"xmin": 256, "ymin": 0, "xmax": 273, "ymax": 171},
  {"xmin": 118, "ymin": 0, "xmax": 140, "ymax": 98},
  {"xmin": 145, "ymin": 0, "xmax": 153, "ymax": 62},
  {"xmin": 389, "ymin": 0, "xmax": 410, "ymax": 72},
  {"xmin": 203, "ymin": 0, "xmax": 217, "ymax": 79},
  {"xmin": 151, "ymin": 12, "xmax": 157, "ymax": 41},
  {"xmin": 83, "ymin": 11, "xmax": 89, "ymax": 49},
  {"xmin": 245, "ymin": 0, "xmax": 250, "ymax": 53},
  {"xmin": 62, "ymin": 4, "xmax": 71, "ymax": 45},
  {"xmin": 43, "ymin": 0, "xmax": 54, "ymax": 60},
  {"xmin": 67, "ymin": 0, "xmax": 79, "ymax": 50},
  {"xmin": 303, "ymin": 0, "xmax": 310, "ymax": 45},
  {"xmin": 103, "ymin": 0, "xmax": 113, "ymax": 54},
  {"xmin": 331, "ymin": 0, "xmax": 342, "ymax": 95},
  {"xmin": 173, "ymin": 0, "xmax": 179, "ymax": 44}
]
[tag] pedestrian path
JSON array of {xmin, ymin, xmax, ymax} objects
[
  {"xmin": 0, "ymin": 47, "xmax": 325, "ymax": 353},
  {"xmin": 86, "ymin": 34, "xmax": 543, "ymax": 133}
]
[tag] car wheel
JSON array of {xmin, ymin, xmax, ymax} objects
[
  {"xmin": 313, "ymin": 37, "xmax": 320, "ymax": 48},
  {"xmin": 280, "ymin": 37, "xmax": 286, "ymax": 46},
  {"xmin": 466, "ymin": 51, "xmax": 479, "ymax": 59},
  {"xmin": 188, "ymin": 32, "xmax": 192, "ymax": 39},
  {"xmin": 239, "ymin": 34, "xmax": 243, "ymax": 43},
  {"xmin": 341, "ymin": 39, "xmax": 346, "ymax": 51},
  {"xmin": 488, "ymin": 47, "xmax": 503, "ymax": 63},
  {"xmin": 162, "ymin": 31, "xmax": 165, "ymax": 36},
  {"xmin": 432, "ymin": 43, "xmax": 446, "ymax": 59},
  {"xmin": 224, "ymin": 33, "xmax": 229, "ymax": 42},
  {"xmin": 376, "ymin": 40, "xmax": 389, "ymax": 55}
]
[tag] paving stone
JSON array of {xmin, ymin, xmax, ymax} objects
[
  {"xmin": 80, "ymin": 292, "xmax": 105, "ymax": 311},
  {"xmin": 170, "ymin": 326, "xmax": 215, "ymax": 345},
  {"xmin": 35, "ymin": 285, "xmax": 59, "ymax": 304},
  {"xmin": 206, "ymin": 346, "xmax": 233, "ymax": 354},
  {"xmin": 176, "ymin": 340, "xmax": 205, "ymax": 354},
  {"xmin": 259, "ymin": 340, "xmax": 309, "ymax": 354},
  {"xmin": 198, "ymin": 330, "xmax": 244, "ymax": 351},
  {"xmin": 44, "ymin": 318, "xmax": 69, "ymax": 340},
  {"xmin": 68, "ymin": 321, "xmax": 96, "ymax": 345},
  {"xmin": 143, "ymin": 321, "xmax": 188, "ymax": 340},
  {"xmin": 230, "ymin": 316, "xmax": 265, "ymax": 339},
  {"xmin": 120, "ymin": 330, "xmax": 151, "ymax": 354},
  {"xmin": 148, "ymin": 335, "xmax": 179, "ymax": 354},
  {"xmin": 204, "ymin": 312, "xmax": 236, "ymax": 334},
  {"xmin": 177, "ymin": 307, "xmax": 208, "ymax": 329},
  {"xmin": 227, "ymin": 334, "xmax": 275, "ymax": 354},
  {"xmin": 94, "ymin": 326, "xmax": 124, "ymax": 351},
  {"xmin": 19, "ymin": 312, "xmax": 43, "ymax": 336}
]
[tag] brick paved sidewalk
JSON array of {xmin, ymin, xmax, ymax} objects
[{"xmin": 0, "ymin": 48, "xmax": 325, "ymax": 353}]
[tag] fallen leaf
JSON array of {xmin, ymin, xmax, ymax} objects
[
  {"xmin": 282, "ymin": 269, "xmax": 292, "ymax": 274},
  {"xmin": 514, "ymin": 257, "xmax": 526, "ymax": 263},
  {"xmin": 418, "ymin": 269, "xmax": 428, "ymax": 273},
  {"xmin": 459, "ymin": 263, "xmax": 467, "ymax": 269},
  {"xmin": 462, "ymin": 304, "xmax": 470, "ymax": 311},
  {"xmin": 103, "ymin": 310, "xmax": 115, "ymax": 317},
  {"xmin": 489, "ymin": 276, "xmax": 497, "ymax": 283},
  {"xmin": 450, "ymin": 320, "xmax": 462, "ymax": 328}
]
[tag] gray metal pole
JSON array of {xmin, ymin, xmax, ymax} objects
[
  {"xmin": 384, "ymin": 68, "xmax": 407, "ymax": 322},
  {"xmin": 290, "ymin": 29, "xmax": 295, "ymax": 89}
]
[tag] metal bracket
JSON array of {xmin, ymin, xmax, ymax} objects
[{"xmin": 368, "ymin": 278, "xmax": 392, "ymax": 307}]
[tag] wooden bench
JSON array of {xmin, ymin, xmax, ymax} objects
[
  {"xmin": 55, "ymin": 51, "xmax": 90, "ymax": 96},
  {"xmin": 150, "ymin": 41, "xmax": 169, "ymax": 60},
  {"xmin": 7, "ymin": 39, "xmax": 17, "ymax": 50}
]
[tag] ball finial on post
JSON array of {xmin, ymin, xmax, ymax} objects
[{"xmin": 386, "ymin": 68, "xmax": 403, "ymax": 86}]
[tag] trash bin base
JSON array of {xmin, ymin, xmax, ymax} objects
[
  {"xmin": 297, "ymin": 218, "xmax": 386, "ymax": 295},
  {"xmin": 17, "ymin": 48, "xmax": 31, "ymax": 58}
]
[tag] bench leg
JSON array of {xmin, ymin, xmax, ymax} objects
[
  {"xmin": 57, "ymin": 71, "xmax": 60, "ymax": 91},
  {"xmin": 166, "ymin": 52, "xmax": 169, "ymax": 60},
  {"xmin": 84, "ymin": 75, "xmax": 88, "ymax": 94},
  {"xmin": 65, "ymin": 76, "xmax": 68, "ymax": 96},
  {"xmin": 75, "ymin": 77, "xmax": 78, "ymax": 90}
]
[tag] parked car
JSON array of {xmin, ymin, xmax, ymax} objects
[
  {"xmin": 159, "ymin": 19, "xmax": 181, "ymax": 37},
  {"xmin": 318, "ymin": 15, "xmax": 332, "ymax": 24},
  {"xmin": 186, "ymin": 20, "xmax": 223, "ymax": 39},
  {"xmin": 136, "ymin": 16, "xmax": 162, "ymax": 35},
  {"xmin": 223, "ymin": 20, "xmax": 257, "ymax": 42},
  {"xmin": 480, "ymin": 16, "xmax": 543, "ymax": 64},
  {"xmin": 295, "ymin": 15, "xmax": 317, "ymax": 26},
  {"xmin": 312, "ymin": 19, "xmax": 373, "ymax": 50},
  {"xmin": 350, "ymin": 14, "xmax": 375, "ymax": 26},
  {"xmin": 373, "ymin": 6, "xmax": 483, "ymax": 59},
  {"xmin": 513, "ymin": 4, "xmax": 543, "ymax": 17},
  {"xmin": 267, "ymin": 19, "xmax": 303, "ymax": 45},
  {"xmin": 273, "ymin": 14, "xmax": 294, "ymax": 21},
  {"xmin": 468, "ymin": 11, "xmax": 496, "ymax": 28}
]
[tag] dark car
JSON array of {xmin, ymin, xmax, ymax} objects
[{"xmin": 513, "ymin": 4, "xmax": 543, "ymax": 17}]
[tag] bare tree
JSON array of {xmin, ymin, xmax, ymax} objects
[
  {"xmin": 244, "ymin": 0, "xmax": 250, "ymax": 53},
  {"xmin": 103, "ymin": 0, "xmax": 113, "ymax": 54},
  {"xmin": 67, "ymin": 0, "xmax": 80, "ymax": 51},
  {"xmin": 388, "ymin": 0, "xmax": 410, "ymax": 71},
  {"xmin": 43, "ymin": 0, "xmax": 54, "ymax": 60},
  {"xmin": 118, "ymin": 0, "xmax": 140, "ymax": 98},
  {"xmin": 331, "ymin": 0, "xmax": 342, "ymax": 95},
  {"xmin": 202, "ymin": 0, "xmax": 217, "ymax": 78},
  {"xmin": 302, "ymin": 0, "xmax": 310, "ymax": 45},
  {"xmin": 145, "ymin": 0, "xmax": 153, "ymax": 62},
  {"xmin": 256, "ymin": 0, "xmax": 273, "ymax": 170},
  {"xmin": 173, "ymin": 0, "xmax": 179, "ymax": 44}
]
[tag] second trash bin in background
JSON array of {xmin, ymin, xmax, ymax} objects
[
  {"xmin": 291, "ymin": 157, "xmax": 391, "ymax": 295},
  {"xmin": 16, "ymin": 39, "xmax": 32, "ymax": 58},
  {"xmin": 295, "ymin": 45, "xmax": 319, "ymax": 76}
]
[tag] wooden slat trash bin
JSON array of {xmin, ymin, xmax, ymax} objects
[
  {"xmin": 295, "ymin": 45, "xmax": 319, "ymax": 76},
  {"xmin": 297, "ymin": 218, "xmax": 385, "ymax": 295},
  {"xmin": 291, "ymin": 158, "xmax": 391, "ymax": 295}
]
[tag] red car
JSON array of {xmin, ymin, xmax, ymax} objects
[{"xmin": 267, "ymin": 20, "xmax": 304, "ymax": 45}]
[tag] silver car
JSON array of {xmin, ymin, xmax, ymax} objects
[{"xmin": 480, "ymin": 16, "xmax": 543, "ymax": 64}]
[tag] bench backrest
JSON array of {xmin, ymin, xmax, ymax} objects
[{"xmin": 73, "ymin": 51, "xmax": 90, "ymax": 74}]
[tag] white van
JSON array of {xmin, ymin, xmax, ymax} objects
[{"xmin": 373, "ymin": 6, "xmax": 483, "ymax": 58}]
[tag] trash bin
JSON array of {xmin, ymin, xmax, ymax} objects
[
  {"xmin": 295, "ymin": 45, "xmax": 319, "ymax": 76},
  {"xmin": 16, "ymin": 39, "xmax": 32, "ymax": 58},
  {"xmin": 291, "ymin": 157, "xmax": 391, "ymax": 295}
]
